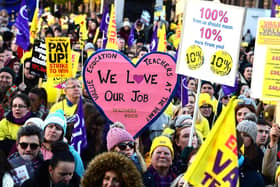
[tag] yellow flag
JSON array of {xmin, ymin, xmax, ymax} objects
[
  {"xmin": 184, "ymin": 97, "xmax": 239, "ymax": 187},
  {"xmin": 30, "ymin": 8, "xmax": 39, "ymax": 44},
  {"xmin": 74, "ymin": 14, "xmax": 88, "ymax": 48},
  {"xmin": 157, "ymin": 23, "xmax": 167, "ymax": 52},
  {"xmin": 174, "ymin": 15, "xmax": 182, "ymax": 49},
  {"xmin": 106, "ymin": 4, "xmax": 118, "ymax": 50}
]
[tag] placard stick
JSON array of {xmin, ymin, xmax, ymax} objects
[{"xmin": 188, "ymin": 79, "xmax": 201, "ymax": 147}]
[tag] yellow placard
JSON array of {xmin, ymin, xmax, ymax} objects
[
  {"xmin": 257, "ymin": 19, "xmax": 280, "ymax": 45},
  {"xmin": 46, "ymin": 37, "xmax": 72, "ymax": 78},
  {"xmin": 71, "ymin": 50, "xmax": 80, "ymax": 77},
  {"xmin": 262, "ymin": 47, "xmax": 280, "ymax": 99}
]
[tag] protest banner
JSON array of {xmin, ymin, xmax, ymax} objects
[
  {"xmin": 46, "ymin": 37, "xmax": 72, "ymax": 78},
  {"xmin": 184, "ymin": 97, "xmax": 239, "ymax": 186},
  {"xmin": 30, "ymin": 40, "xmax": 46, "ymax": 78},
  {"xmin": 176, "ymin": 0, "xmax": 245, "ymax": 86},
  {"xmin": 83, "ymin": 50, "xmax": 178, "ymax": 136},
  {"xmin": 251, "ymin": 18, "xmax": 280, "ymax": 100}
]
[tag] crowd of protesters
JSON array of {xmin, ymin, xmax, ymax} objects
[{"xmin": 0, "ymin": 4, "xmax": 279, "ymax": 187}]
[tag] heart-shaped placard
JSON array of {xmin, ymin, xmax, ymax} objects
[{"xmin": 83, "ymin": 50, "xmax": 178, "ymax": 137}]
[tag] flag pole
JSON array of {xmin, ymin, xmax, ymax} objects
[{"xmin": 188, "ymin": 79, "xmax": 201, "ymax": 147}]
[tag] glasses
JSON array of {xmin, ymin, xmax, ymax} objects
[
  {"xmin": 12, "ymin": 104, "xmax": 27, "ymax": 109},
  {"xmin": 117, "ymin": 142, "xmax": 135, "ymax": 150},
  {"xmin": 65, "ymin": 85, "xmax": 82, "ymax": 89},
  {"xmin": 19, "ymin": 142, "xmax": 39, "ymax": 150},
  {"xmin": 200, "ymin": 105, "xmax": 212, "ymax": 109}
]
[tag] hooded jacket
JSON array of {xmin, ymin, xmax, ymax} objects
[{"xmin": 81, "ymin": 152, "xmax": 143, "ymax": 187}]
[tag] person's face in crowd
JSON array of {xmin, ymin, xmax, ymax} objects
[
  {"xmin": 24, "ymin": 61, "xmax": 35, "ymax": 79},
  {"xmin": 3, "ymin": 49, "xmax": 12, "ymax": 63},
  {"xmin": 89, "ymin": 21, "xmax": 97, "ymax": 31},
  {"xmin": 186, "ymin": 95, "xmax": 195, "ymax": 115},
  {"xmin": 177, "ymin": 175, "xmax": 186, "ymax": 187},
  {"xmin": 138, "ymin": 50, "xmax": 147, "ymax": 58},
  {"xmin": 187, "ymin": 79, "xmax": 197, "ymax": 92},
  {"xmin": 44, "ymin": 124, "xmax": 63, "ymax": 142},
  {"xmin": 243, "ymin": 67, "xmax": 252, "ymax": 81},
  {"xmin": 0, "ymin": 71, "xmax": 13, "ymax": 88},
  {"xmin": 240, "ymin": 132, "xmax": 253, "ymax": 147},
  {"xmin": 64, "ymin": 79, "xmax": 82, "ymax": 102},
  {"xmin": 221, "ymin": 95, "xmax": 230, "ymax": 106},
  {"xmin": 11, "ymin": 40, "xmax": 18, "ymax": 52},
  {"xmin": 117, "ymin": 38, "xmax": 125, "ymax": 50},
  {"xmin": 28, "ymin": 92, "xmax": 41, "ymax": 112},
  {"xmin": 236, "ymin": 107, "xmax": 251, "ymax": 123},
  {"xmin": 151, "ymin": 146, "xmax": 172, "ymax": 170},
  {"xmin": 96, "ymin": 38, "xmax": 103, "ymax": 48},
  {"xmin": 201, "ymin": 84, "xmax": 214, "ymax": 97},
  {"xmin": 113, "ymin": 141, "xmax": 135, "ymax": 157},
  {"xmin": 176, "ymin": 126, "xmax": 198, "ymax": 151},
  {"xmin": 54, "ymin": 29, "xmax": 62, "ymax": 37},
  {"xmin": 239, "ymin": 84, "xmax": 250, "ymax": 96},
  {"xmin": 124, "ymin": 25, "xmax": 130, "ymax": 31},
  {"xmin": 102, "ymin": 170, "xmax": 121, "ymax": 187},
  {"xmin": 13, "ymin": 61, "xmax": 21, "ymax": 74},
  {"xmin": 0, "ymin": 52, "xmax": 4, "ymax": 68},
  {"xmin": 256, "ymin": 125, "xmax": 270, "ymax": 146},
  {"xmin": 49, "ymin": 161, "xmax": 75, "ymax": 185},
  {"xmin": 200, "ymin": 104, "xmax": 212, "ymax": 118},
  {"xmin": 17, "ymin": 135, "xmax": 40, "ymax": 160},
  {"xmin": 12, "ymin": 97, "xmax": 30, "ymax": 119}
]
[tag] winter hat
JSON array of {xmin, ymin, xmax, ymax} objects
[
  {"xmin": 24, "ymin": 117, "xmax": 44, "ymax": 129},
  {"xmin": 122, "ymin": 20, "xmax": 131, "ymax": 28},
  {"xmin": 175, "ymin": 114, "xmax": 193, "ymax": 129},
  {"xmin": 84, "ymin": 42, "xmax": 95, "ymax": 51},
  {"xmin": 0, "ymin": 67, "xmax": 15, "ymax": 82},
  {"xmin": 42, "ymin": 109, "xmax": 67, "ymax": 136},
  {"xmin": 106, "ymin": 127, "xmax": 134, "ymax": 151},
  {"xmin": 150, "ymin": 135, "xmax": 174, "ymax": 158},
  {"xmin": 237, "ymin": 120, "xmax": 257, "ymax": 143},
  {"xmin": 198, "ymin": 93, "xmax": 213, "ymax": 108}
]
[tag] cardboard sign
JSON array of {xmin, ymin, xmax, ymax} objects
[
  {"xmin": 83, "ymin": 50, "xmax": 178, "ymax": 136},
  {"xmin": 251, "ymin": 18, "xmax": 280, "ymax": 100},
  {"xmin": 176, "ymin": 0, "xmax": 245, "ymax": 86},
  {"xmin": 30, "ymin": 40, "xmax": 46, "ymax": 78},
  {"xmin": 46, "ymin": 37, "xmax": 72, "ymax": 78}
]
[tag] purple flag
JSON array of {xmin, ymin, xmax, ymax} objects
[
  {"xmin": 181, "ymin": 75, "xmax": 188, "ymax": 106},
  {"xmin": 70, "ymin": 97, "xmax": 87, "ymax": 154},
  {"xmin": 222, "ymin": 78, "xmax": 238, "ymax": 96},
  {"xmin": 150, "ymin": 25, "xmax": 158, "ymax": 52},
  {"xmin": 100, "ymin": 6, "xmax": 109, "ymax": 49},
  {"xmin": 15, "ymin": 0, "xmax": 30, "ymax": 50},
  {"xmin": 128, "ymin": 23, "xmax": 135, "ymax": 47},
  {"xmin": 271, "ymin": 0, "xmax": 280, "ymax": 17}
]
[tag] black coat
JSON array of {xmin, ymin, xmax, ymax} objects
[{"xmin": 21, "ymin": 161, "xmax": 80, "ymax": 187}]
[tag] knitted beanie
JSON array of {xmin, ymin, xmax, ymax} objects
[
  {"xmin": 0, "ymin": 67, "xmax": 15, "ymax": 82},
  {"xmin": 198, "ymin": 93, "xmax": 213, "ymax": 108},
  {"xmin": 237, "ymin": 120, "xmax": 257, "ymax": 143},
  {"xmin": 42, "ymin": 109, "xmax": 67, "ymax": 136},
  {"xmin": 150, "ymin": 135, "xmax": 174, "ymax": 159},
  {"xmin": 175, "ymin": 114, "xmax": 193, "ymax": 128},
  {"xmin": 24, "ymin": 117, "xmax": 44, "ymax": 129},
  {"xmin": 106, "ymin": 127, "xmax": 134, "ymax": 151}
]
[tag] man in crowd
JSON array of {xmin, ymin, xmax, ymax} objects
[
  {"xmin": 256, "ymin": 118, "xmax": 270, "ymax": 153},
  {"xmin": 2, "ymin": 125, "xmax": 44, "ymax": 186}
]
